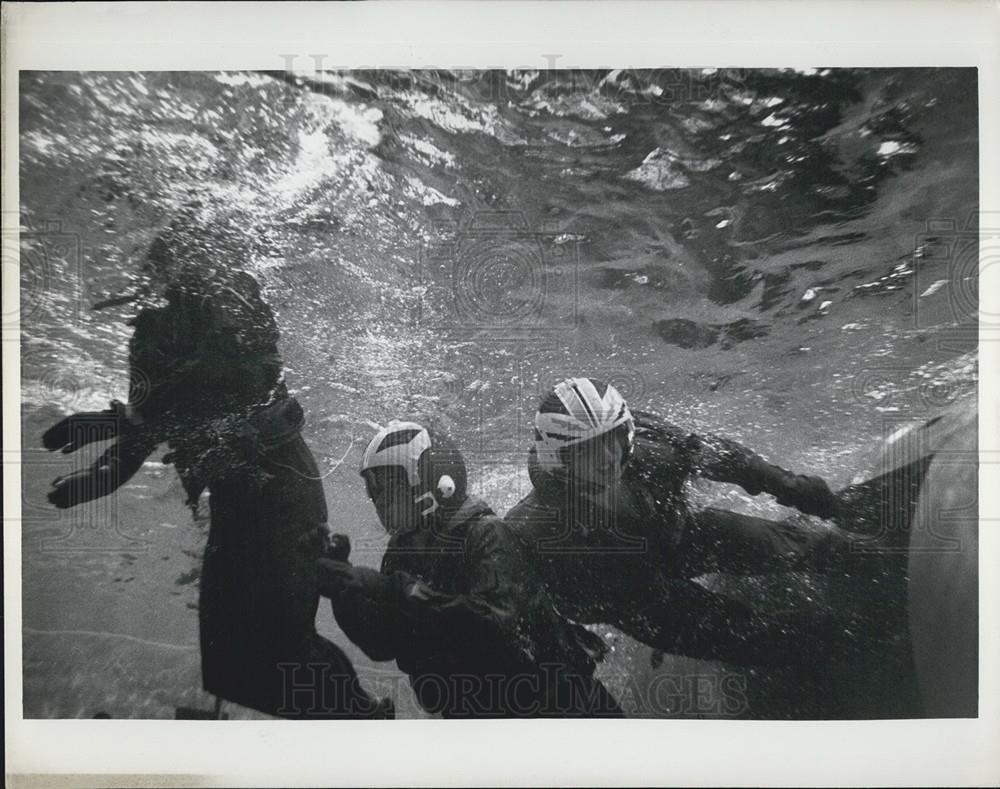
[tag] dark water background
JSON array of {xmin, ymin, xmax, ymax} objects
[{"xmin": 19, "ymin": 68, "xmax": 978, "ymax": 718}]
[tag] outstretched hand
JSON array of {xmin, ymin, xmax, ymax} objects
[
  {"xmin": 316, "ymin": 559, "xmax": 384, "ymax": 601},
  {"xmin": 47, "ymin": 466, "xmax": 113, "ymax": 509},
  {"xmin": 45, "ymin": 427, "xmax": 158, "ymax": 510},
  {"xmin": 778, "ymin": 474, "xmax": 840, "ymax": 520},
  {"xmin": 42, "ymin": 402, "xmax": 129, "ymax": 453},
  {"xmin": 326, "ymin": 533, "xmax": 351, "ymax": 562},
  {"xmin": 297, "ymin": 526, "xmax": 352, "ymax": 561}
]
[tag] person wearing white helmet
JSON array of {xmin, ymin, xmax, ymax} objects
[
  {"xmin": 315, "ymin": 420, "xmax": 623, "ymax": 718},
  {"xmin": 504, "ymin": 376, "xmax": 854, "ymax": 670}
]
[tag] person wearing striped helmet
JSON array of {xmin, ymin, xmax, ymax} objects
[
  {"xmin": 533, "ymin": 377, "xmax": 636, "ymax": 501},
  {"xmin": 505, "ymin": 376, "xmax": 855, "ymax": 673},
  {"xmin": 315, "ymin": 420, "xmax": 623, "ymax": 718}
]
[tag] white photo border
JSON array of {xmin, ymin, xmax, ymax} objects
[{"xmin": 3, "ymin": 1, "xmax": 998, "ymax": 786}]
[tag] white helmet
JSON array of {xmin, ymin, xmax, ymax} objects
[
  {"xmin": 534, "ymin": 377, "xmax": 635, "ymax": 472},
  {"xmin": 360, "ymin": 420, "xmax": 467, "ymax": 516},
  {"xmin": 360, "ymin": 420, "xmax": 432, "ymax": 488}
]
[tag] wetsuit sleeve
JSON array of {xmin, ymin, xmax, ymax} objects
[
  {"xmin": 328, "ymin": 521, "xmax": 526, "ymax": 665},
  {"xmin": 399, "ymin": 520, "xmax": 526, "ymax": 663},
  {"xmin": 685, "ymin": 432, "xmax": 838, "ymax": 519},
  {"xmin": 327, "ymin": 566, "xmax": 413, "ymax": 663}
]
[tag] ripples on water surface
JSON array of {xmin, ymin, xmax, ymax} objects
[{"xmin": 19, "ymin": 68, "xmax": 978, "ymax": 717}]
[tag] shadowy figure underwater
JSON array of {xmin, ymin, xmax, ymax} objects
[{"xmin": 43, "ymin": 217, "xmax": 390, "ymax": 719}]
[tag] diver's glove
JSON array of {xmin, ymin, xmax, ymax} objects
[
  {"xmin": 775, "ymin": 474, "xmax": 840, "ymax": 520},
  {"xmin": 46, "ymin": 432, "xmax": 154, "ymax": 509},
  {"xmin": 323, "ymin": 561, "xmax": 410, "ymax": 663},
  {"xmin": 42, "ymin": 400, "xmax": 132, "ymax": 453},
  {"xmin": 316, "ymin": 560, "xmax": 395, "ymax": 603},
  {"xmin": 47, "ymin": 466, "xmax": 116, "ymax": 509},
  {"xmin": 298, "ymin": 526, "xmax": 351, "ymax": 562},
  {"xmin": 326, "ymin": 533, "xmax": 352, "ymax": 562}
]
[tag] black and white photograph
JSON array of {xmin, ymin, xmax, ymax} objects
[{"xmin": 3, "ymin": 2, "xmax": 999, "ymax": 787}]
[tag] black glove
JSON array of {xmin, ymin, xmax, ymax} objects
[
  {"xmin": 327, "ymin": 533, "xmax": 351, "ymax": 562},
  {"xmin": 43, "ymin": 401, "xmax": 130, "ymax": 453},
  {"xmin": 48, "ymin": 466, "xmax": 115, "ymax": 509},
  {"xmin": 47, "ymin": 430, "xmax": 156, "ymax": 509},
  {"xmin": 316, "ymin": 559, "xmax": 387, "ymax": 602},
  {"xmin": 297, "ymin": 527, "xmax": 351, "ymax": 561},
  {"xmin": 776, "ymin": 474, "xmax": 839, "ymax": 520}
]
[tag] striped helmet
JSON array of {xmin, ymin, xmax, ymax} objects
[{"xmin": 534, "ymin": 377, "xmax": 635, "ymax": 471}]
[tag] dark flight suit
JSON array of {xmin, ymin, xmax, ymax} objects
[
  {"xmin": 503, "ymin": 411, "xmax": 851, "ymax": 669},
  {"xmin": 45, "ymin": 257, "xmax": 382, "ymax": 718},
  {"xmin": 322, "ymin": 496, "xmax": 623, "ymax": 718}
]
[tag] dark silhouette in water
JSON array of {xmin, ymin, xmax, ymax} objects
[{"xmin": 43, "ymin": 218, "xmax": 389, "ymax": 719}]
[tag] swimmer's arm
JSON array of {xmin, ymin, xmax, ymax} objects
[
  {"xmin": 686, "ymin": 432, "xmax": 838, "ymax": 519},
  {"xmin": 46, "ymin": 425, "xmax": 161, "ymax": 509},
  {"xmin": 320, "ymin": 562, "xmax": 410, "ymax": 663}
]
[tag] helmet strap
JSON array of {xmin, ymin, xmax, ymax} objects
[{"xmin": 413, "ymin": 490, "xmax": 439, "ymax": 517}]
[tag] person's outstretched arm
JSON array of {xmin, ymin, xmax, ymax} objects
[
  {"xmin": 318, "ymin": 521, "xmax": 526, "ymax": 666},
  {"xmin": 401, "ymin": 519, "xmax": 525, "ymax": 661},
  {"xmin": 318, "ymin": 559, "xmax": 411, "ymax": 663},
  {"xmin": 42, "ymin": 401, "xmax": 131, "ymax": 453},
  {"xmin": 685, "ymin": 431, "xmax": 838, "ymax": 519},
  {"xmin": 46, "ymin": 424, "xmax": 160, "ymax": 509}
]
